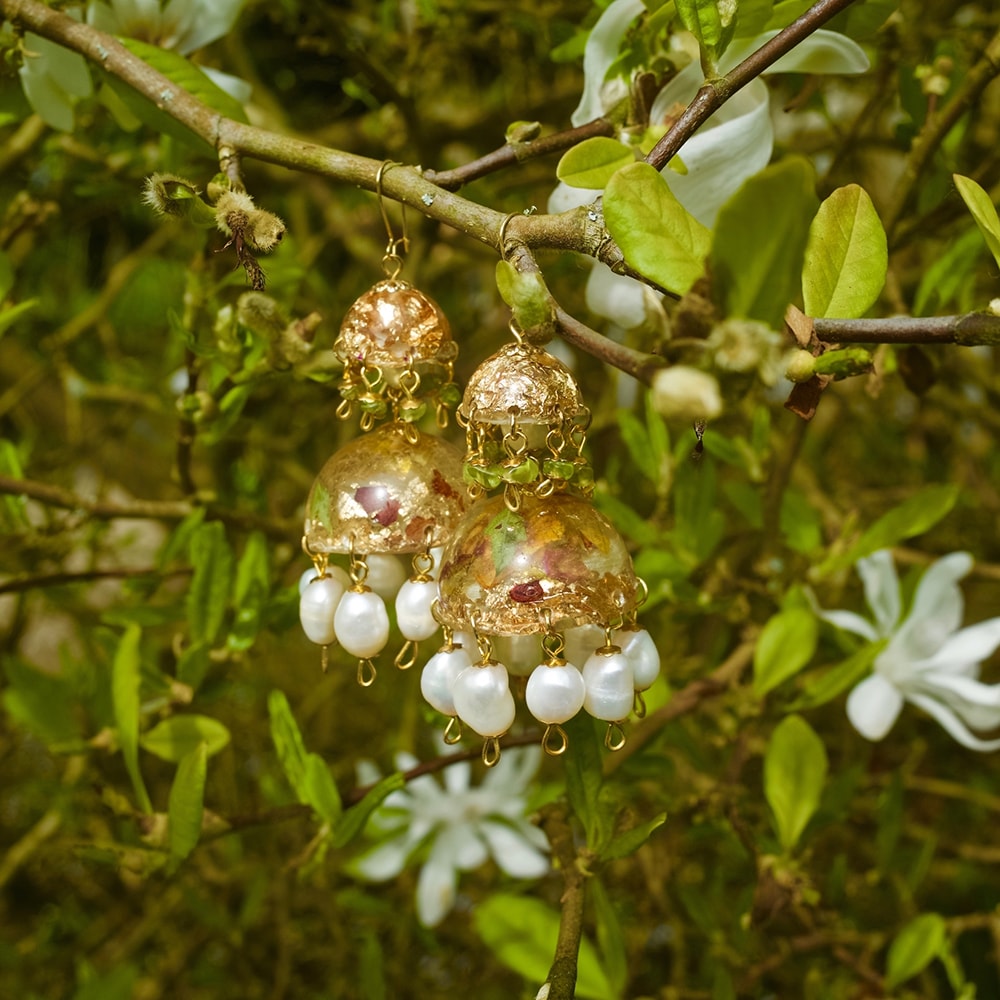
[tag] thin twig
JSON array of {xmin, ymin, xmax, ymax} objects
[
  {"xmin": 424, "ymin": 118, "xmax": 617, "ymax": 191},
  {"xmin": 883, "ymin": 26, "xmax": 1000, "ymax": 239},
  {"xmin": 0, "ymin": 566, "xmax": 191, "ymax": 597},
  {"xmin": 645, "ymin": 0, "xmax": 863, "ymax": 171},
  {"xmin": 813, "ymin": 311, "xmax": 1000, "ymax": 345}
]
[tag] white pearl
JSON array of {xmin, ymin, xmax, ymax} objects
[
  {"xmin": 525, "ymin": 662, "xmax": 586, "ymax": 725},
  {"xmin": 420, "ymin": 646, "xmax": 473, "ymax": 716},
  {"xmin": 452, "ymin": 661, "xmax": 516, "ymax": 737},
  {"xmin": 395, "ymin": 579, "xmax": 440, "ymax": 642},
  {"xmin": 298, "ymin": 575, "xmax": 347, "ymax": 645},
  {"xmin": 299, "ymin": 564, "xmax": 350, "ymax": 596},
  {"xmin": 491, "ymin": 633, "xmax": 542, "ymax": 677},
  {"xmin": 563, "ymin": 624, "xmax": 605, "ymax": 669},
  {"xmin": 618, "ymin": 629, "xmax": 660, "ymax": 691},
  {"xmin": 334, "ymin": 589, "xmax": 390, "ymax": 659},
  {"xmin": 364, "ymin": 553, "xmax": 407, "ymax": 600},
  {"xmin": 582, "ymin": 650, "xmax": 634, "ymax": 721}
]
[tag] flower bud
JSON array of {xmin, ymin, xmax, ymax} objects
[
  {"xmin": 650, "ymin": 365, "xmax": 722, "ymax": 422},
  {"xmin": 784, "ymin": 349, "xmax": 816, "ymax": 383}
]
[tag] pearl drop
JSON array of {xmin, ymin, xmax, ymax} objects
[
  {"xmin": 395, "ymin": 579, "xmax": 440, "ymax": 642},
  {"xmin": 334, "ymin": 589, "xmax": 390, "ymax": 659},
  {"xmin": 421, "ymin": 646, "xmax": 473, "ymax": 716},
  {"xmin": 364, "ymin": 554, "xmax": 407, "ymax": 599},
  {"xmin": 452, "ymin": 661, "xmax": 516, "ymax": 737},
  {"xmin": 563, "ymin": 624, "xmax": 605, "ymax": 669},
  {"xmin": 298, "ymin": 575, "xmax": 347, "ymax": 646},
  {"xmin": 491, "ymin": 633, "xmax": 542, "ymax": 677},
  {"xmin": 299, "ymin": 564, "xmax": 350, "ymax": 596},
  {"xmin": 582, "ymin": 650, "xmax": 634, "ymax": 721},
  {"xmin": 525, "ymin": 662, "xmax": 586, "ymax": 725},
  {"xmin": 618, "ymin": 628, "xmax": 660, "ymax": 691}
]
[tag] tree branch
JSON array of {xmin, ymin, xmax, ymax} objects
[
  {"xmin": 814, "ymin": 311, "xmax": 1000, "ymax": 345},
  {"xmin": 0, "ymin": 473, "xmax": 295, "ymax": 539},
  {"xmin": 645, "ymin": 0, "xmax": 862, "ymax": 171},
  {"xmin": 423, "ymin": 118, "xmax": 617, "ymax": 191},
  {"xmin": 0, "ymin": 566, "xmax": 191, "ymax": 597}
]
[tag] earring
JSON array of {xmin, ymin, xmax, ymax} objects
[
  {"xmin": 427, "ymin": 323, "xmax": 660, "ymax": 764},
  {"xmin": 299, "ymin": 162, "xmax": 470, "ymax": 685}
]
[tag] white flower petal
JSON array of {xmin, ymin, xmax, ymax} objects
[
  {"xmin": 479, "ymin": 820, "xmax": 550, "ymax": 879},
  {"xmin": 198, "ymin": 65, "xmax": 252, "ymax": 104},
  {"xmin": 650, "ymin": 66, "xmax": 773, "ymax": 228},
  {"xmin": 416, "ymin": 841, "xmax": 459, "ymax": 927},
  {"xmin": 916, "ymin": 618, "xmax": 1000, "ymax": 675},
  {"xmin": 571, "ymin": 0, "xmax": 646, "ymax": 126},
  {"xmin": 719, "ymin": 29, "xmax": 870, "ymax": 76},
  {"xmin": 585, "ymin": 262, "xmax": 654, "ymax": 329},
  {"xmin": 350, "ymin": 833, "xmax": 415, "ymax": 882},
  {"xmin": 915, "ymin": 673, "xmax": 1000, "ymax": 732},
  {"xmin": 817, "ymin": 608, "xmax": 880, "ymax": 642},
  {"xmin": 906, "ymin": 692, "xmax": 1000, "ymax": 752},
  {"xmin": 481, "ymin": 746, "xmax": 542, "ymax": 795},
  {"xmin": 167, "ymin": 0, "xmax": 246, "ymax": 53},
  {"xmin": 890, "ymin": 552, "xmax": 972, "ymax": 663},
  {"xmin": 846, "ymin": 673, "xmax": 903, "ymax": 741},
  {"xmin": 547, "ymin": 181, "xmax": 600, "ymax": 215},
  {"xmin": 443, "ymin": 758, "xmax": 472, "ymax": 796},
  {"xmin": 435, "ymin": 822, "xmax": 489, "ymax": 873},
  {"xmin": 856, "ymin": 550, "xmax": 900, "ymax": 637},
  {"xmin": 355, "ymin": 758, "xmax": 383, "ymax": 787}
]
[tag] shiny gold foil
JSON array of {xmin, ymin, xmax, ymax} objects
[
  {"xmin": 436, "ymin": 491, "xmax": 639, "ymax": 634},
  {"xmin": 460, "ymin": 343, "xmax": 586, "ymax": 425},
  {"xmin": 304, "ymin": 424, "xmax": 470, "ymax": 553},
  {"xmin": 337, "ymin": 279, "xmax": 456, "ymax": 368}
]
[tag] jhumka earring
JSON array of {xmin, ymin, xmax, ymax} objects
[
  {"xmin": 427, "ymin": 319, "xmax": 660, "ymax": 765},
  {"xmin": 298, "ymin": 162, "xmax": 470, "ymax": 685}
]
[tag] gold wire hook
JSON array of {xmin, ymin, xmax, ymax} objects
[
  {"xmin": 497, "ymin": 212, "xmax": 518, "ymax": 260},
  {"xmin": 376, "ymin": 160, "xmax": 408, "ymax": 253},
  {"xmin": 482, "ymin": 736, "xmax": 502, "ymax": 768},
  {"xmin": 542, "ymin": 724, "xmax": 569, "ymax": 757},
  {"xmin": 394, "ymin": 640, "xmax": 418, "ymax": 671},
  {"xmin": 605, "ymin": 721, "xmax": 627, "ymax": 752},
  {"xmin": 357, "ymin": 658, "xmax": 377, "ymax": 687},
  {"xmin": 443, "ymin": 716, "xmax": 463, "ymax": 744},
  {"xmin": 633, "ymin": 689, "xmax": 647, "ymax": 719}
]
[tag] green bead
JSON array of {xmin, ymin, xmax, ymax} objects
[
  {"xmin": 438, "ymin": 382, "xmax": 463, "ymax": 407},
  {"xmin": 501, "ymin": 457, "xmax": 540, "ymax": 484},
  {"xmin": 464, "ymin": 465, "xmax": 501, "ymax": 490},
  {"xmin": 542, "ymin": 458, "xmax": 577, "ymax": 481}
]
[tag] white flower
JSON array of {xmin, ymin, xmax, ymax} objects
[
  {"xmin": 348, "ymin": 746, "xmax": 549, "ymax": 927},
  {"xmin": 550, "ymin": 0, "xmax": 870, "ymax": 329},
  {"xmin": 650, "ymin": 365, "xmax": 722, "ymax": 421},
  {"xmin": 817, "ymin": 550, "xmax": 1000, "ymax": 751}
]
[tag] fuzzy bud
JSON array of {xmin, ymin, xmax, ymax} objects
[
  {"xmin": 650, "ymin": 365, "xmax": 722, "ymax": 422},
  {"xmin": 784, "ymin": 349, "xmax": 817, "ymax": 383}
]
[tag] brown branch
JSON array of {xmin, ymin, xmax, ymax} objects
[
  {"xmin": 883, "ymin": 26, "xmax": 1000, "ymax": 239},
  {"xmin": 0, "ymin": 566, "xmax": 191, "ymax": 597},
  {"xmin": 607, "ymin": 639, "xmax": 756, "ymax": 773},
  {"xmin": 813, "ymin": 311, "xmax": 1000, "ymax": 345},
  {"xmin": 646, "ymin": 0, "xmax": 862, "ymax": 171},
  {"xmin": 0, "ymin": 473, "xmax": 295, "ymax": 539},
  {"xmin": 424, "ymin": 118, "xmax": 617, "ymax": 191},
  {"xmin": 538, "ymin": 802, "xmax": 588, "ymax": 1000}
]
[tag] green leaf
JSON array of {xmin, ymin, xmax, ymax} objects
[
  {"xmin": 711, "ymin": 157, "xmax": 819, "ymax": 330},
  {"xmin": 495, "ymin": 261, "xmax": 555, "ymax": 334},
  {"xmin": 764, "ymin": 714, "xmax": 827, "ymax": 852},
  {"xmin": 599, "ymin": 812, "xmax": 667, "ymax": 862},
  {"xmin": 0, "ymin": 439, "xmax": 30, "ymax": 531},
  {"xmin": 886, "ymin": 913, "xmax": 947, "ymax": 989},
  {"xmin": 953, "ymin": 173, "xmax": 1000, "ymax": 271},
  {"xmin": 802, "ymin": 184, "xmax": 887, "ymax": 318},
  {"xmin": 818, "ymin": 483, "xmax": 960, "ymax": 576},
  {"xmin": 167, "ymin": 742, "xmax": 207, "ymax": 872},
  {"xmin": 604, "ymin": 161, "xmax": 711, "ymax": 296},
  {"xmin": 175, "ymin": 641, "xmax": 211, "ymax": 689},
  {"xmin": 676, "ymin": 0, "xmax": 737, "ymax": 57},
  {"xmin": 617, "ymin": 408, "xmax": 656, "ymax": 482},
  {"xmin": 331, "ymin": 773, "xmax": 405, "ymax": 848},
  {"xmin": 556, "ymin": 136, "xmax": 634, "ymax": 189},
  {"xmin": 228, "ymin": 530, "xmax": 270, "ymax": 652},
  {"xmin": 140, "ymin": 714, "xmax": 231, "ymax": 763},
  {"xmin": 0, "ymin": 298, "xmax": 40, "ymax": 341},
  {"xmin": 735, "ymin": 0, "xmax": 776, "ymax": 38},
  {"xmin": 187, "ymin": 520, "xmax": 234, "ymax": 647},
  {"xmin": 562, "ymin": 713, "xmax": 608, "ymax": 851},
  {"xmin": 0, "ymin": 251, "xmax": 12, "ymax": 299},
  {"xmin": 2, "ymin": 659, "xmax": 79, "ymax": 744},
  {"xmin": 473, "ymin": 894, "xmax": 614, "ymax": 1000},
  {"xmin": 788, "ymin": 641, "xmax": 885, "ymax": 711},
  {"xmin": 753, "ymin": 609, "xmax": 819, "ymax": 696},
  {"xmin": 591, "ymin": 877, "xmax": 628, "ymax": 999},
  {"xmin": 268, "ymin": 690, "xmax": 342, "ymax": 824},
  {"xmin": 112, "ymin": 625, "xmax": 152, "ymax": 814},
  {"xmin": 102, "ymin": 39, "xmax": 247, "ymax": 153}
]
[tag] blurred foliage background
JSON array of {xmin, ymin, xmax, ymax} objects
[{"xmin": 2, "ymin": 0, "xmax": 1000, "ymax": 998}]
